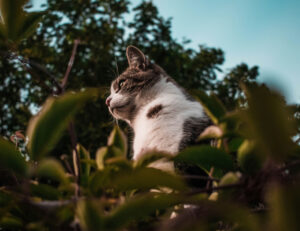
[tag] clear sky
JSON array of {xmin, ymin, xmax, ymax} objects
[{"xmin": 33, "ymin": 0, "xmax": 300, "ymax": 103}]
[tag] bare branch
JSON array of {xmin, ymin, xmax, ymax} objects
[{"xmin": 61, "ymin": 39, "xmax": 80, "ymax": 90}]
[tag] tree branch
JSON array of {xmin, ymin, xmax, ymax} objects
[
  {"xmin": 61, "ymin": 39, "xmax": 80, "ymax": 91},
  {"xmin": 187, "ymin": 182, "xmax": 243, "ymax": 196}
]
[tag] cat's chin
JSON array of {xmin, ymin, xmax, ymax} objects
[{"xmin": 108, "ymin": 103, "xmax": 131, "ymax": 121}]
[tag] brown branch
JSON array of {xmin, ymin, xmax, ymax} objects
[
  {"xmin": 182, "ymin": 175, "xmax": 219, "ymax": 182},
  {"xmin": 187, "ymin": 182, "xmax": 243, "ymax": 196},
  {"xmin": 27, "ymin": 59, "xmax": 63, "ymax": 94},
  {"xmin": 61, "ymin": 39, "xmax": 80, "ymax": 90}
]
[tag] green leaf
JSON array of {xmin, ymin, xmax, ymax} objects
[
  {"xmin": 27, "ymin": 89, "xmax": 98, "ymax": 160},
  {"xmin": 104, "ymin": 194, "xmax": 183, "ymax": 230},
  {"xmin": 267, "ymin": 184, "xmax": 300, "ymax": 231},
  {"xmin": 237, "ymin": 139, "xmax": 264, "ymax": 174},
  {"xmin": 0, "ymin": 137, "xmax": 27, "ymax": 175},
  {"xmin": 134, "ymin": 151, "xmax": 172, "ymax": 168},
  {"xmin": 242, "ymin": 84, "xmax": 295, "ymax": 161},
  {"xmin": 174, "ymin": 145, "xmax": 234, "ymax": 172},
  {"xmin": 111, "ymin": 167, "xmax": 186, "ymax": 191},
  {"xmin": 30, "ymin": 183, "xmax": 61, "ymax": 200},
  {"xmin": 197, "ymin": 125, "xmax": 223, "ymax": 140},
  {"xmin": 16, "ymin": 12, "xmax": 43, "ymax": 42},
  {"xmin": 191, "ymin": 90, "xmax": 226, "ymax": 124},
  {"xmin": 77, "ymin": 144, "xmax": 91, "ymax": 186},
  {"xmin": 0, "ymin": 0, "xmax": 25, "ymax": 40},
  {"xmin": 96, "ymin": 146, "xmax": 123, "ymax": 170},
  {"xmin": 77, "ymin": 199, "xmax": 104, "ymax": 231},
  {"xmin": 107, "ymin": 126, "xmax": 127, "ymax": 156},
  {"xmin": 0, "ymin": 216, "xmax": 23, "ymax": 229},
  {"xmin": 218, "ymin": 172, "xmax": 240, "ymax": 200},
  {"xmin": 36, "ymin": 159, "xmax": 68, "ymax": 184}
]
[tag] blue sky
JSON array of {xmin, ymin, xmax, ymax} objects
[{"xmin": 33, "ymin": 0, "xmax": 300, "ymax": 103}]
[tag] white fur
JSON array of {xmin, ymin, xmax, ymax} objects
[{"xmin": 132, "ymin": 77, "xmax": 205, "ymax": 160}]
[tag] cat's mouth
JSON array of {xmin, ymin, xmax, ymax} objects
[{"xmin": 109, "ymin": 101, "xmax": 131, "ymax": 114}]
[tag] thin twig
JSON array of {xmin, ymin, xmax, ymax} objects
[{"xmin": 61, "ymin": 39, "xmax": 80, "ymax": 90}]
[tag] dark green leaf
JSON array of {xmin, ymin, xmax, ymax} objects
[
  {"xmin": 0, "ymin": 137, "xmax": 27, "ymax": 175},
  {"xmin": 105, "ymin": 194, "xmax": 183, "ymax": 230},
  {"xmin": 77, "ymin": 199, "xmax": 104, "ymax": 231},
  {"xmin": 175, "ymin": 145, "xmax": 234, "ymax": 172},
  {"xmin": 0, "ymin": 216, "xmax": 23, "ymax": 229},
  {"xmin": 112, "ymin": 167, "xmax": 186, "ymax": 191},
  {"xmin": 30, "ymin": 183, "xmax": 61, "ymax": 200},
  {"xmin": 17, "ymin": 12, "xmax": 43, "ymax": 41},
  {"xmin": 191, "ymin": 90, "xmax": 226, "ymax": 124},
  {"xmin": 36, "ymin": 159, "xmax": 68, "ymax": 184}
]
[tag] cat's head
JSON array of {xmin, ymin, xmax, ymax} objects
[{"xmin": 106, "ymin": 46, "xmax": 165, "ymax": 123}]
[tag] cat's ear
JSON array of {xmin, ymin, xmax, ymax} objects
[{"xmin": 126, "ymin": 45, "xmax": 149, "ymax": 70}]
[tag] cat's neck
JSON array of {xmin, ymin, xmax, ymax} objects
[{"xmin": 131, "ymin": 76, "xmax": 206, "ymax": 160}]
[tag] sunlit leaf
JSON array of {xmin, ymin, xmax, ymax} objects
[
  {"xmin": 237, "ymin": 139, "xmax": 264, "ymax": 174},
  {"xmin": 107, "ymin": 126, "xmax": 127, "ymax": 156},
  {"xmin": 27, "ymin": 89, "xmax": 98, "ymax": 160},
  {"xmin": 96, "ymin": 146, "xmax": 123, "ymax": 170},
  {"xmin": 134, "ymin": 151, "xmax": 172, "ymax": 168},
  {"xmin": 175, "ymin": 145, "xmax": 234, "ymax": 172},
  {"xmin": 77, "ymin": 144, "xmax": 90, "ymax": 186},
  {"xmin": 198, "ymin": 125, "xmax": 223, "ymax": 140},
  {"xmin": 218, "ymin": 172, "xmax": 240, "ymax": 200},
  {"xmin": 0, "ymin": 137, "xmax": 27, "ymax": 175}
]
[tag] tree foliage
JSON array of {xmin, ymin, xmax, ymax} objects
[{"xmin": 1, "ymin": 1, "xmax": 300, "ymax": 231}]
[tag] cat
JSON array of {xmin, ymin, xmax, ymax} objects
[{"xmin": 106, "ymin": 46, "xmax": 211, "ymax": 171}]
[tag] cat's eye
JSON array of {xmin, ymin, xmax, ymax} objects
[{"xmin": 119, "ymin": 80, "xmax": 125, "ymax": 88}]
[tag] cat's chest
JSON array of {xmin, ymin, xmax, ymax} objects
[{"xmin": 132, "ymin": 97, "xmax": 205, "ymax": 160}]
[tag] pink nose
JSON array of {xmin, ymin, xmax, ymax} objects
[{"xmin": 106, "ymin": 97, "xmax": 112, "ymax": 106}]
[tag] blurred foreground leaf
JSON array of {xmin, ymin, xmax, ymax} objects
[
  {"xmin": 0, "ymin": 137, "xmax": 27, "ymax": 175},
  {"xmin": 243, "ymin": 84, "xmax": 295, "ymax": 161},
  {"xmin": 0, "ymin": 0, "xmax": 43, "ymax": 43},
  {"xmin": 267, "ymin": 184, "xmax": 300, "ymax": 231},
  {"xmin": 27, "ymin": 89, "xmax": 98, "ymax": 160}
]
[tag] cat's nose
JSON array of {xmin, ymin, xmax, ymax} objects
[{"xmin": 106, "ymin": 97, "xmax": 112, "ymax": 107}]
